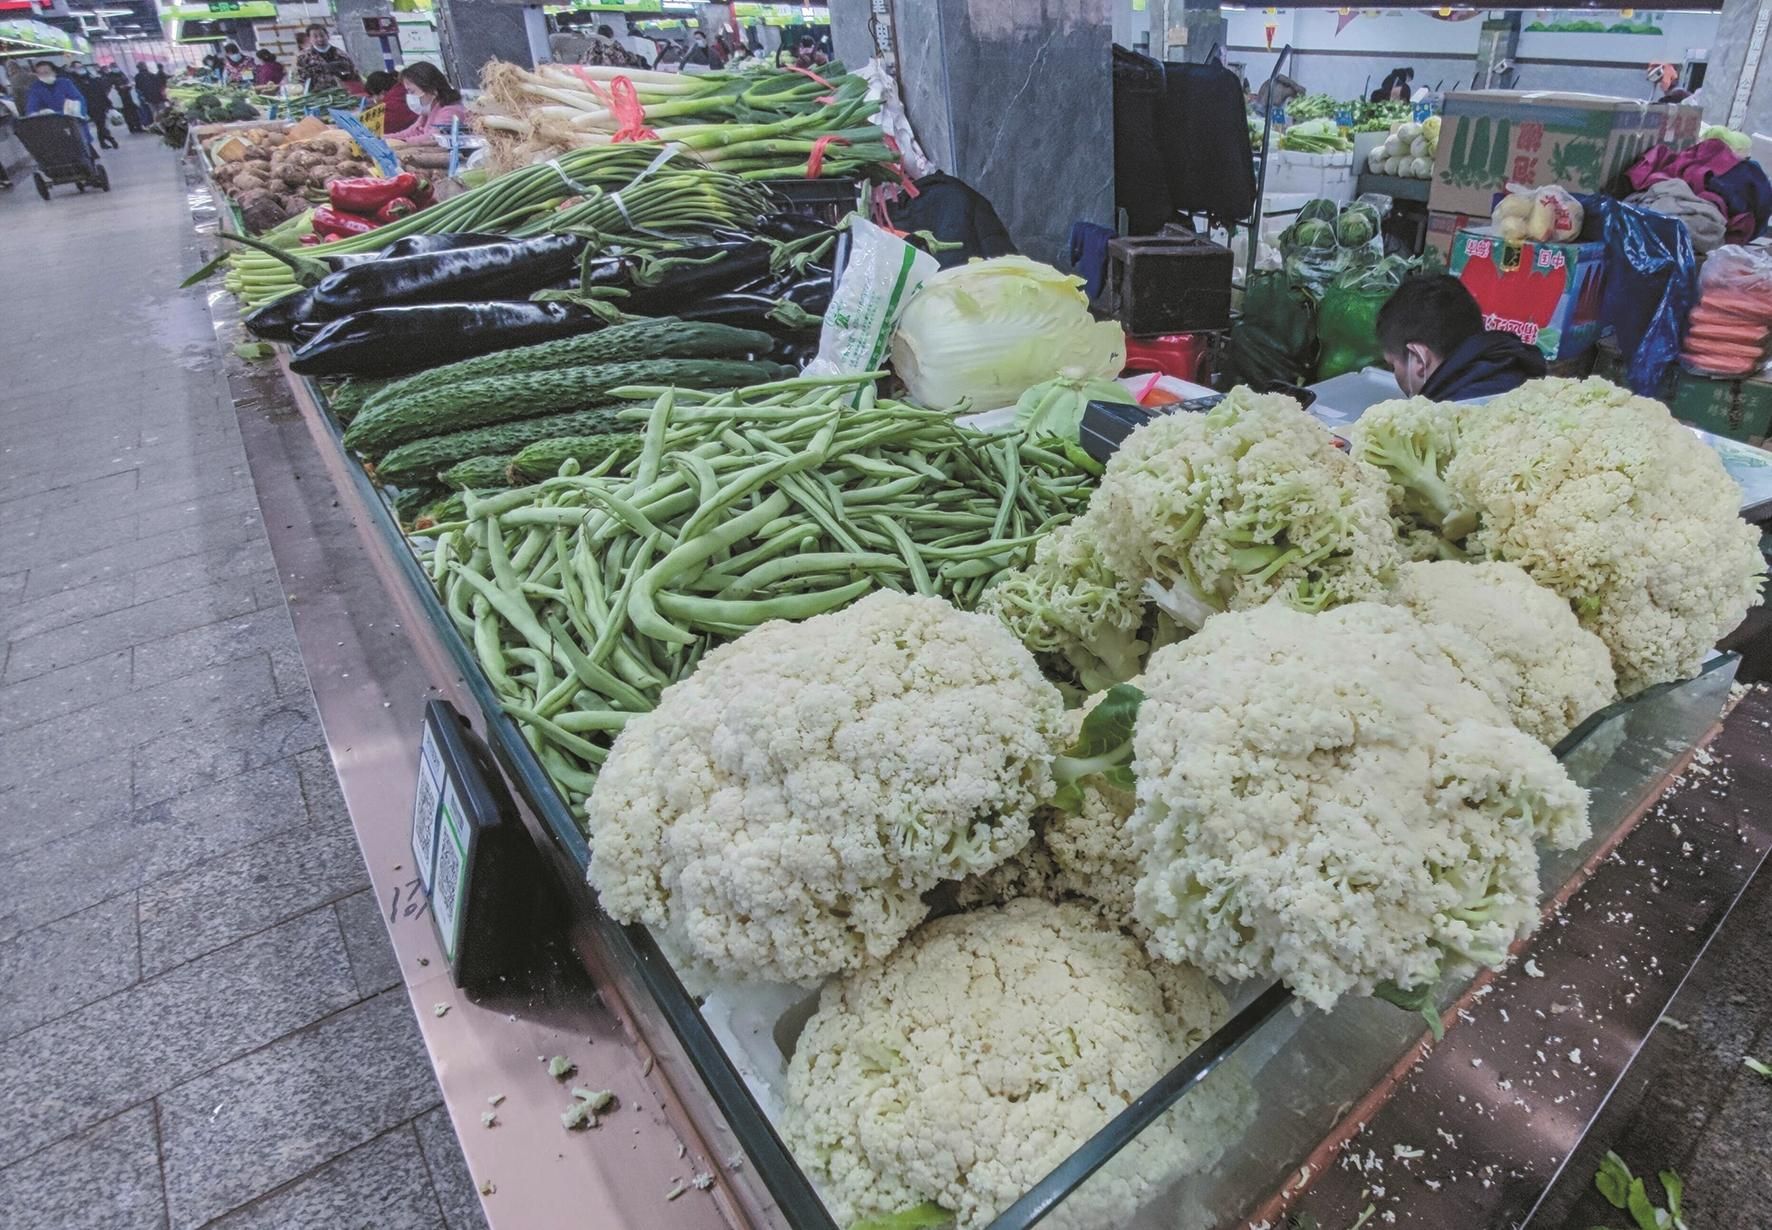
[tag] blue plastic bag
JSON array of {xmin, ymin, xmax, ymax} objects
[{"xmin": 1577, "ymin": 194, "xmax": 1697, "ymax": 397}]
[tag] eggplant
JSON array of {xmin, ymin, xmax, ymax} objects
[
  {"xmin": 615, "ymin": 242, "xmax": 777, "ymax": 315},
  {"xmin": 673, "ymin": 291, "xmax": 821, "ymax": 337},
  {"xmin": 289, "ymin": 301, "xmax": 606, "ymax": 377},
  {"xmin": 244, "ymin": 288, "xmax": 324, "ymax": 341},
  {"xmin": 327, "ymin": 232, "xmax": 509, "ymax": 269},
  {"xmin": 754, "ymin": 212, "xmax": 837, "ymax": 242},
  {"xmin": 311, "ymin": 233, "xmax": 588, "ymax": 315}
]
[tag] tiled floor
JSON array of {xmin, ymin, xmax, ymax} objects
[{"xmin": 0, "ymin": 135, "xmax": 486, "ymax": 1229}]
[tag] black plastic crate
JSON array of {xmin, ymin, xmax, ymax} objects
[
  {"xmin": 760, "ymin": 177, "xmax": 866, "ymax": 225},
  {"xmin": 1098, "ymin": 232, "xmax": 1234, "ymax": 336}
]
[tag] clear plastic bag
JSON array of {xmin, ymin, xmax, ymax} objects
[
  {"xmin": 1681, "ymin": 244, "xmax": 1772, "ymax": 376},
  {"xmin": 1489, "ymin": 182, "xmax": 1584, "ymax": 244}
]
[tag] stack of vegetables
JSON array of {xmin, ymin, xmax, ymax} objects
[
  {"xmin": 1365, "ymin": 116, "xmax": 1441, "ymax": 179},
  {"xmin": 337, "ymin": 318, "xmax": 795, "ymax": 525},
  {"xmin": 1354, "ymin": 98, "xmax": 1414, "ymax": 132},
  {"xmin": 211, "ymin": 146, "xmax": 782, "ymax": 308},
  {"xmin": 473, "ymin": 59, "xmax": 903, "ymax": 183},
  {"xmin": 1278, "ymin": 118, "xmax": 1352, "ymax": 154},
  {"xmin": 207, "ymin": 121, "xmax": 408, "ymax": 234}
]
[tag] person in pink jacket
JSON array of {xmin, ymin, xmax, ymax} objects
[{"xmin": 385, "ymin": 62, "xmax": 469, "ymax": 143}]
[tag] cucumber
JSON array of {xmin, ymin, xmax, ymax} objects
[
  {"xmin": 372, "ymin": 406, "xmax": 632, "ymax": 484},
  {"xmin": 509, "ymin": 434, "xmax": 645, "ymax": 483},
  {"xmin": 412, "ymin": 493, "xmax": 466, "ymax": 530},
  {"xmin": 440, "ymin": 455, "xmax": 517, "ymax": 491},
  {"xmin": 327, "ymin": 378, "xmax": 389, "ymax": 426},
  {"xmin": 344, "ymin": 358, "xmax": 792, "ymax": 456},
  {"xmin": 361, "ymin": 319, "xmax": 776, "ymax": 417}
]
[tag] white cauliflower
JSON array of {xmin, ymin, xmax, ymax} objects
[
  {"xmin": 985, "ymin": 387, "xmax": 1400, "ymax": 691},
  {"xmin": 1355, "ymin": 378, "xmax": 1765, "ymax": 693},
  {"xmin": 782, "ymin": 899, "xmax": 1242, "ymax": 1230},
  {"xmin": 952, "ymin": 689, "xmax": 1146, "ymax": 933},
  {"xmin": 1392, "ymin": 560, "xmax": 1617, "ymax": 746},
  {"xmin": 585, "ymin": 591, "xmax": 1066, "ymax": 985},
  {"xmin": 1130, "ymin": 602, "xmax": 1590, "ymax": 1012}
]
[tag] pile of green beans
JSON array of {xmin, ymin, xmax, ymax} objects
[{"xmin": 418, "ymin": 375, "xmax": 1098, "ymax": 817}]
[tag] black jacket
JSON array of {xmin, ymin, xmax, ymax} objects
[
  {"xmin": 1421, "ymin": 330, "xmax": 1548, "ymax": 401},
  {"xmin": 887, "ymin": 172, "xmax": 1016, "ymax": 269}
]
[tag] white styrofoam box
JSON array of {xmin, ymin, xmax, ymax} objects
[{"xmin": 1263, "ymin": 155, "xmax": 1356, "ymax": 203}]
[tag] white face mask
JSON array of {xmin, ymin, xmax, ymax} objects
[{"xmin": 406, "ymin": 91, "xmax": 430, "ymax": 114}]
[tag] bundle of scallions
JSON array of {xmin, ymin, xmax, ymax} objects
[
  {"xmin": 475, "ymin": 60, "xmax": 900, "ymax": 182},
  {"xmin": 216, "ymin": 146, "xmax": 775, "ymax": 308}
]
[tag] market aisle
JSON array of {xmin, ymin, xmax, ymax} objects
[{"xmin": 0, "ymin": 137, "xmax": 487, "ymax": 1230}]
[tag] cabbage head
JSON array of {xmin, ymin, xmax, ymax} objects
[{"xmin": 890, "ymin": 256, "xmax": 1127, "ymax": 413}]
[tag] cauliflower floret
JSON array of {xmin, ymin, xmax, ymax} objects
[
  {"xmin": 980, "ymin": 521, "xmax": 1147, "ymax": 695},
  {"xmin": 585, "ymin": 591, "xmax": 1066, "ymax": 985},
  {"xmin": 1355, "ymin": 378, "xmax": 1766, "ymax": 693},
  {"xmin": 782, "ymin": 899, "xmax": 1241, "ymax": 1230},
  {"xmin": 1130, "ymin": 602, "xmax": 1590, "ymax": 1012},
  {"xmin": 1352, "ymin": 395, "xmax": 1477, "ymax": 549},
  {"xmin": 1392, "ymin": 560, "xmax": 1617, "ymax": 746},
  {"xmin": 985, "ymin": 388, "xmax": 1400, "ymax": 689},
  {"xmin": 953, "ymin": 694, "xmax": 1145, "ymax": 933}
]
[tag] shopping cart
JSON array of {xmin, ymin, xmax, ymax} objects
[{"xmin": 14, "ymin": 114, "xmax": 109, "ymax": 200}]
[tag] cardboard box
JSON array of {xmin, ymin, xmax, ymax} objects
[
  {"xmin": 1665, "ymin": 368, "xmax": 1772, "ymax": 446},
  {"xmin": 1426, "ymin": 209, "xmax": 1478, "ymax": 262},
  {"xmin": 1449, "ymin": 228, "xmax": 1607, "ymax": 362},
  {"xmin": 1428, "ymin": 91, "xmax": 1681, "ymax": 217}
]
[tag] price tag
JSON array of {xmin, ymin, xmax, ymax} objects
[
  {"xmin": 411, "ymin": 721, "xmax": 443, "ymax": 891},
  {"xmin": 431, "ymin": 781, "xmax": 469, "ymax": 961},
  {"xmin": 328, "ymin": 108, "xmax": 400, "ymax": 175}
]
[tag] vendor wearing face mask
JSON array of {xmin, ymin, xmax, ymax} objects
[
  {"xmin": 297, "ymin": 24, "xmax": 356, "ymax": 93},
  {"xmin": 384, "ymin": 62, "xmax": 469, "ymax": 143},
  {"xmin": 1378, "ymin": 274, "xmax": 1546, "ymax": 401},
  {"xmin": 221, "ymin": 43, "xmax": 252, "ymax": 85}
]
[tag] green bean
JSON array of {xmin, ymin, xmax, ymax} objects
[
  {"xmin": 630, "ymin": 490, "xmax": 791, "ymax": 646},
  {"xmin": 655, "ymin": 577, "xmax": 873, "ymax": 632},
  {"xmin": 720, "ymin": 551, "xmax": 903, "ymax": 598},
  {"xmin": 870, "ymin": 515, "xmax": 934, "ymax": 596},
  {"xmin": 503, "ymin": 704, "xmax": 609, "ymax": 765}
]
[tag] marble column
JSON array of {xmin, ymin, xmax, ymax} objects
[
  {"xmin": 434, "ymin": 0, "xmax": 544, "ymax": 87},
  {"xmin": 1704, "ymin": 0, "xmax": 1772, "ymax": 134},
  {"xmin": 831, "ymin": 0, "xmax": 1115, "ymax": 267},
  {"xmin": 330, "ymin": 0, "xmax": 393, "ymax": 79}
]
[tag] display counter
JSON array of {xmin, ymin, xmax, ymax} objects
[{"xmin": 187, "ymin": 160, "xmax": 1772, "ymax": 1230}]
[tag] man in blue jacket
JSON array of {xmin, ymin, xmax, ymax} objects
[
  {"xmin": 23, "ymin": 60, "xmax": 94, "ymax": 153},
  {"xmin": 1378, "ymin": 274, "xmax": 1547, "ymax": 401}
]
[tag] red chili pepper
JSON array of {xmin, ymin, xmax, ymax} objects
[
  {"xmin": 374, "ymin": 196, "xmax": 418, "ymax": 224},
  {"xmin": 327, "ymin": 171, "xmax": 420, "ymax": 213},
  {"xmin": 311, "ymin": 205, "xmax": 380, "ymax": 238}
]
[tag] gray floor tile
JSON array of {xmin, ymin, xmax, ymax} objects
[
  {"xmin": 0, "ymin": 906, "xmax": 359, "ymax": 1167},
  {"xmin": 0, "ymin": 647, "xmax": 134, "ymax": 737},
  {"xmin": 202, "ymin": 1125, "xmax": 446, "ymax": 1230},
  {"xmin": 157, "ymin": 990, "xmax": 440, "ymax": 1229},
  {"xmin": 0, "ymin": 756, "xmax": 303, "ymax": 940},
  {"xmin": 131, "ymin": 606, "xmax": 298, "ymax": 689},
  {"xmin": 139, "ymin": 821, "xmax": 368, "ymax": 976},
  {"xmin": 134, "ymin": 487, "xmax": 260, "ymax": 542},
  {"xmin": 334, "ymin": 889, "xmax": 402, "ymax": 998},
  {"xmin": 293, "ymin": 747, "xmax": 352, "ymax": 830},
  {"xmin": 20, "ymin": 517, "xmax": 264, "ymax": 603},
  {"xmin": 414, "ymin": 1107, "xmax": 490, "ymax": 1230},
  {"xmin": 0, "ymin": 893, "xmax": 140, "ymax": 1041},
  {"xmin": 0, "ymin": 1103, "xmax": 165, "ymax": 1230},
  {"xmin": 0, "ymin": 570, "xmax": 138, "ymax": 642},
  {"xmin": 3, "ymin": 575, "xmax": 263, "ymax": 684},
  {"xmin": 0, "ymin": 749, "xmax": 134, "ymax": 861},
  {"xmin": 0, "ymin": 571, "xmax": 26, "ymax": 606},
  {"xmin": 2, "ymin": 654, "xmax": 281, "ymax": 795},
  {"xmin": 133, "ymin": 535, "xmax": 275, "ymax": 605},
  {"xmin": 0, "ymin": 468, "xmax": 140, "ymax": 527},
  {"xmin": 130, "ymin": 688, "xmax": 323, "ymax": 811}
]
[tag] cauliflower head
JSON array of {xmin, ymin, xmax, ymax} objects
[
  {"xmin": 1130, "ymin": 602, "xmax": 1590, "ymax": 1011},
  {"xmin": 985, "ymin": 387, "xmax": 1399, "ymax": 689},
  {"xmin": 1356, "ymin": 378, "xmax": 1765, "ymax": 694},
  {"xmin": 782, "ymin": 899, "xmax": 1237, "ymax": 1230},
  {"xmin": 1392, "ymin": 560, "xmax": 1616, "ymax": 746},
  {"xmin": 585, "ymin": 591, "xmax": 1067, "ymax": 985}
]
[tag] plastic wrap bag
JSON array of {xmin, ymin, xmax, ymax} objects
[
  {"xmin": 1315, "ymin": 254, "xmax": 1416, "ymax": 381},
  {"xmin": 1490, "ymin": 182, "xmax": 1584, "ymax": 244},
  {"xmin": 1578, "ymin": 193, "xmax": 1697, "ymax": 396},
  {"xmin": 1278, "ymin": 198, "xmax": 1384, "ymax": 300},
  {"xmin": 1223, "ymin": 269, "xmax": 1317, "ymax": 389},
  {"xmin": 1681, "ymin": 244, "xmax": 1772, "ymax": 376}
]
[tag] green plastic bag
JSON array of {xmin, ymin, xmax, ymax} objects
[
  {"xmin": 1224, "ymin": 270, "xmax": 1317, "ymax": 389},
  {"xmin": 1314, "ymin": 254, "xmax": 1438, "ymax": 381}
]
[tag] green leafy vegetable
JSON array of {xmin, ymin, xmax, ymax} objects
[
  {"xmin": 1745, "ymin": 1056, "xmax": 1772, "ymax": 1077},
  {"xmin": 849, "ymin": 1203, "xmax": 957, "ymax": 1230},
  {"xmin": 1051, "ymin": 683, "xmax": 1145, "ymax": 811}
]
